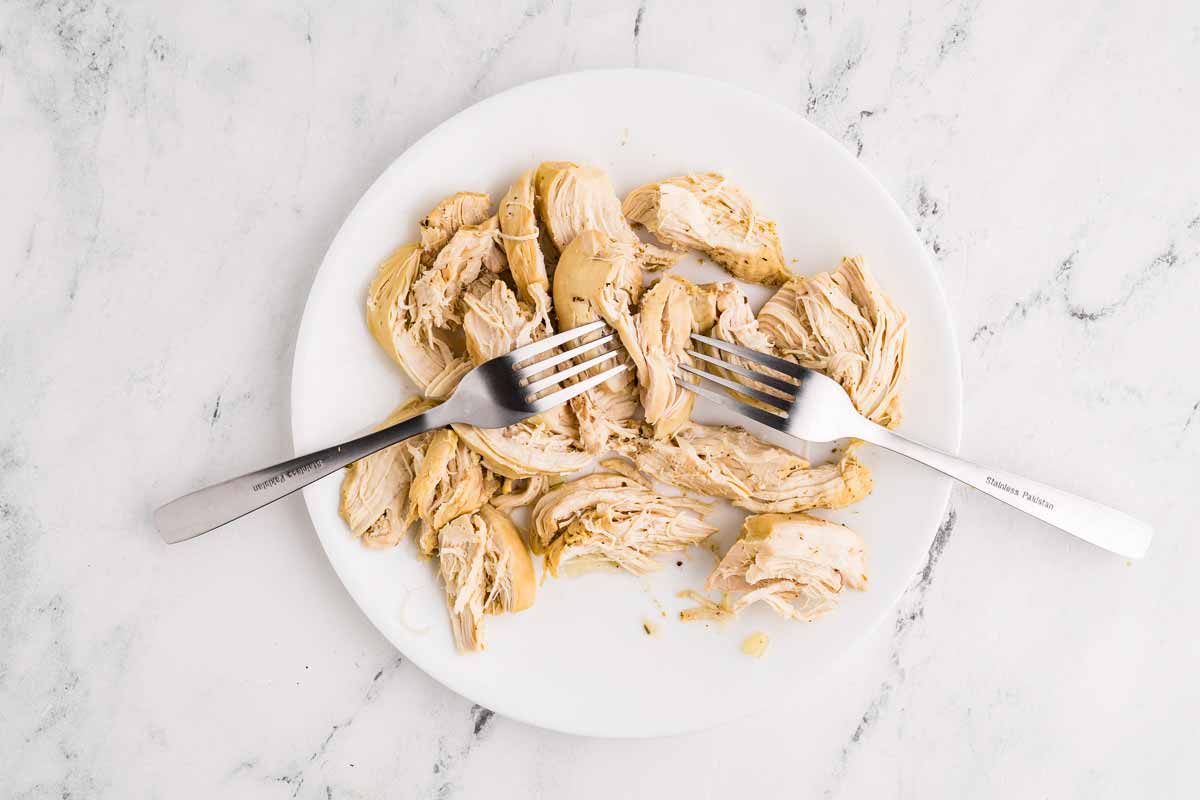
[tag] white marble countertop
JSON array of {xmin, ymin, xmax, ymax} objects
[{"xmin": 2, "ymin": 1, "xmax": 1196, "ymax": 797}]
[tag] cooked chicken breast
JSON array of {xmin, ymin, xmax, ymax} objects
[
  {"xmin": 535, "ymin": 161, "xmax": 681, "ymax": 270},
  {"xmin": 339, "ymin": 397, "xmax": 436, "ymax": 548},
  {"xmin": 626, "ymin": 275, "xmax": 695, "ymax": 438},
  {"xmin": 405, "ymin": 428, "xmax": 500, "ymax": 557},
  {"xmin": 454, "ymin": 277, "xmax": 591, "ymax": 477},
  {"xmin": 552, "ymin": 229, "xmax": 643, "ymax": 451},
  {"xmin": 758, "ymin": 256, "xmax": 907, "ymax": 428},
  {"xmin": 705, "ymin": 512, "xmax": 868, "ymax": 621},
  {"xmin": 366, "ymin": 243, "xmax": 472, "ymax": 398},
  {"xmin": 565, "ymin": 384, "xmax": 642, "ymax": 454},
  {"xmin": 437, "ymin": 504, "xmax": 536, "ymax": 652},
  {"xmin": 531, "ymin": 472, "xmax": 717, "ymax": 576},
  {"xmin": 498, "ymin": 170, "xmax": 550, "ymax": 301},
  {"xmin": 411, "ymin": 217, "xmax": 507, "ymax": 337},
  {"xmin": 453, "ymin": 414, "xmax": 594, "ymax": 478},
  {"xmin": 710, "ymin": 282, "xmax": 774, "ymax": 352},
  {"xmin": 631, "ymin": 423, "xmax": 872, "ymax": 512},
  {"xmin": 420, "ymin": 191, "xmax": 492, "ymax": 264},
  {"xmin": 623, "ymin": 173, "xmax": 792, "ymax": 286},
  {"xmin": 490, "ymin": 475, "xmax": 551, "ymax": 511},
  {"xmin": 462, "ymin": 278, "xmax": 545, "ymax": 364},
  {"xmin": 552, "ymin": 229, "xmax": 643, "ymax": 335}
]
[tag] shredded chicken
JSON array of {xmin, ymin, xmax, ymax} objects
[
  {"xmin": 365, "ymin": 243, "xmax": 471, "ymax": 397},
  {"xmin": 531, "ymin": 472, "xmax": 717, "ymax": 576},
  {"xmin": 437, "ymin": 504, "xmax": 536, "ymax": 652},
  {"xmin": 552, "ymin": 229, "xmax": 644, "ymax": 451},
  {"xmin": 406, "ymin": 428, "xmax": 500, "ymax": 557},
  {"xmin": 758, "ymin": 256, "xmax": 907, "ymax": 427},
  {"xmin": 566, "ymin": 384, "xmax": 642, "ymax": 454},
  {"xmin": 348, "ymin": 169, "xmax": 892, "ymax": 652},
  {"xmin": 462, "ymin": 278, "xmax": 545, "ymax": 363},
  {"xmin": 455, "ymin": 275, "xmax": 590, "ymax": 477},
  {"xmin": 420, "ymin": 191, "xmax": 492, "ymax": 264},
  {"xmin": 498, "ymin": 170, "xmax": 550, "ymax": 301},
  {"xmin": 624, "ymin": 275, "xmax": 696, "ymax": 438},
  {"xmin": 632, "ymin": 424, "xmax": 872, "ymax": 512},
  {"xmin": 453, "ymin": 413, "xmax": 593, "ymax": 478},
  {"xmin": 411, "ymin": 217, "xmax": 507, "ymax": 338},
  {"xmin": 623, "ymin": 173, "xmax": 792, "ymax": 285},
  {"xmin": 491, "ymin": 475, "xmax": 551, "ymax": 511},
  {"xmin": 705, "ymin": 512, "xmax": 868, "ymax": 621},
  {"xmin": 535, "ymin": 161, "xmax": 681, "ymax": 270},
  {"xmin": 711, "ymin": 282, "xmax": 774, "ymax": 352},
  {"xmin": 339, "ymin": 397, "xmax": 436, "ymax": 547}
]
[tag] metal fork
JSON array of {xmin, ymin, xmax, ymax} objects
[
  {"xmin": 155, "ymin": 320, "xmax": 625, "ymax": 544},
  {"xmin": 680, "ymin": 333, "xmax": 1153, "ymax": 559}
]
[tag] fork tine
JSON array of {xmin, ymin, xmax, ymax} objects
[
  {"xmin": 679, "ymin": 364, "xmax": 793, "ymax": 413},
  {"xmin": 675, "ymin": 377, "xmax": 790, "ymax": 432},
  {"xmin": 514, "ymin": 333, "xmax": 617, "ymax": 382},
  {"xmin": 689, "ymin": 333, "xmax": 808, "ymax": 383},
  {"xmin": 530, "ymin": 363, "xmax": 629, "ymax": 411},
  {"xmin": 524, "ymin": 347, "xmax": 623, "ymax": 394},
  {"xmin": 508, "ymin": 320, "xmax": 607, "ymax": 365},
  {"xmin": 685, "ymin": 349, "xmax": 798, "ymax": 395}
]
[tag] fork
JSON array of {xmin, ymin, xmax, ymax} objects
[
  {"xmin": 679, "ymin": 333, "xmax": 1153, "ymax": 560},
  {"xmin": 154, "ymin": 320, "xmax": 625, "ymax": 544}
]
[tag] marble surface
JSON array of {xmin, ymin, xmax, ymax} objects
[{"xmin": 2, "ymin": 0, "xmax": 1197, "ymax": 797}]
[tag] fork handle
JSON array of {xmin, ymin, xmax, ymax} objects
[
  {"xmin": 855, "ymin": 422, "xmax": 1153, "ymax": 559},
  {"xmin": 154, "ymin": 410, "xmax": 444, "ymax": 544}
]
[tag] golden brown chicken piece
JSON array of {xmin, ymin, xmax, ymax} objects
[
  {"xmin": 758, "ymin": 256, "xmax": 907, "ymax": 428},
  {"xmin": 623, "ymin": 173, "xmax": 792, "ymax": 286},
  {"xmin": 406, "ymin": 428, "xmax": 501, "ymax": 557},
  {"xmin": 365, "ymin": 244, "xmax": 471, "ymax": 398},
  {"xmin": 702, "ymin": 512, "xmax": 868, "ymax": 622},
  {"xmin": 411, "ymin": 217, "xmax": 507, "ymax": 337},
  {"xmin": 454, "ymin": 275, "xmax": 591, "ymax": 478},
  {"xmin": 490, "ymin": 475, "xmax": 552, "ymax": 511},
  {"xmin": 552, "ymin": 229, "xmax": 644, "ymax": 451},
  {"xmin": 437, "ymin": 504, "xmax": 536, "ymax": 652},
  {"xmin": 498, "ymin": 171, "xmax": 550, "ymax": 300},
  {"xmin": 631, "ymin": 424, "xmax": 872, "ymax": 512},
  {"xmin": 535, "ymin": 161, "xmax": 681, "ymax": 270},
  {"xmin": 419, "ymin": 191, "xmax": 492, "ymax": 264},
  {"xmin": 531, "ymin": 472, "xmax": 717, "ymax": 576},
  {"xmin": 339, "ymin": 397, "xmax": 437, "ymax": 548},
  {"xmin": 625, "ymin": 275, "xmax": 696, "ymax": 438}
]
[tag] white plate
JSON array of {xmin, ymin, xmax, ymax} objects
[{"xmin": 292, "ymin": 69, "xmax": 962, "ymax": 738}]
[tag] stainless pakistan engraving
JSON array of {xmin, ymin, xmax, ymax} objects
[
  {"xmin": 252, "ymin": 459, "xmax": 325, "ymax": 492},
  {"xmin": 986, "ymin": 476, "xmax": 1055, "ymax": 511}
]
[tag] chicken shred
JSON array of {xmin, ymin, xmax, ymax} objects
[
  {"xmin": 631, "ymin": 424, "xmax": 872, "ymax": 512},
  {"xmin": 420, "ymin": 191, "xmax": 492, "ymax": 265},
  {"xmin": 365, "ymin": 243, "xmax": 471, "ymax": 398},
  {"xmin": 339, "ymin": 397, "xmax": 437, "ymax": 548},
  {"xmin": 552, "ymin": 229, "xmax": 644, "ymax": 451},
  {"xmin": 758, "ymin": 256, "xmax": 907, "ymax": 427},
  {"xmin": 531, "ymin": 472, "xmax": 717, "ymax": 577},
  {"xmin": 625, "ymin": 275, "xmax": 696, "ymax": 438},
  {"xmin": 411, "ymin": 217, "xmax": 507, "ymax": 339},
  {"xmin": 437, "ymin": 504, "xmax": 536, "ymax": 652},
  {"xmin": 623, "ymin": 173, "xmax": 792, "ymax": 285},
  {"xmin": 704, "ymin": 512, "xmax": 868, "ymax": 622},
  {"xmin": 491, "ymin": 475, "xmax": 551, "ymax": 511},
  {"xmin": 535, "ymin": 161, "xmax": 681, "ymax": 270},
  {"xmin": 406, "ymin": 428, "xmax": 500, "ymax": 557},
  {"xmin": 456, "ymin": 274, "xmax": 590, "ymax": 477}
]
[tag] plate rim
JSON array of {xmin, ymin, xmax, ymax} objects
[{"xmin": 290, "ymin": 67, "xmax": 963, "ymax": 738}]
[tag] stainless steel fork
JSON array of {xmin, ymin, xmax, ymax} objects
[
  {"xmin": 679, "ymin": 332, "xmax": 1153, "ymax": 560},
  {"xmin": 155, "ymin": 320, "xmax": 625, "ymax": 544}
]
